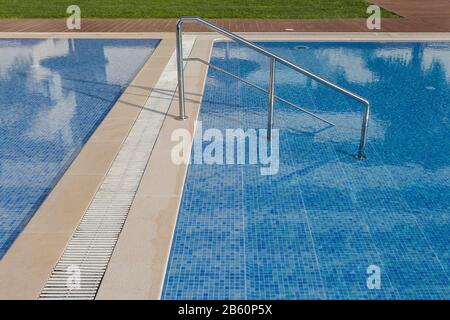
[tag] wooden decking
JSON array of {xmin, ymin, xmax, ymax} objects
[{"xmin": 0, "ymin": 1, "xmax": 449, "ymax": 33}]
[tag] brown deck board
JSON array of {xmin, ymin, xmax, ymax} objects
[
  {"xmin": 0, "ymin": 1, "xmax": 449, "ymax": 33},
  {"xmin": 1, "ymin": 18, "xmax": 449, "ymax": 33}
]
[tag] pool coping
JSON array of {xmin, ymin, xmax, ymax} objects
[
  {"xmin": 0, "ymin": 32, "xmax": 176, "ymax": 299},
  {"xmin": 0, "ymin": 32, "xmax": 449, "ymax": 300}
]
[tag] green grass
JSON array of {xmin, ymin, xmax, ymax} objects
[{"xmin": 0, "ymin": 0, "xmax": 398, "ymax": 19}]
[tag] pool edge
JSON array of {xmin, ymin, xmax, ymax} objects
[{"xmin": 95, "ymin": 36, "xmax": 213, "ymax": 300}]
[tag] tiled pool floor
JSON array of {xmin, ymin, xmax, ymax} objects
[
  {"xmin": 0, "ymin": 38, "xmax": 159, "ymax": 258},
  {"xmin": 163, "ymin": 41, "xmax": 450, "ymax": 299}
]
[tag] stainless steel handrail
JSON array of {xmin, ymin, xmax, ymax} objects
[
  {"xmin": 176, "ymin": 16, "xmax": 370, "ymax": 159},
  {"xmin": 184, "ymin": 58, "xmax": 335, "ymax": 126}
]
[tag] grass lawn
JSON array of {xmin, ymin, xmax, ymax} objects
[{"xmin": 0, "ymin": 0, "xmax": 397, "ymax": 19}]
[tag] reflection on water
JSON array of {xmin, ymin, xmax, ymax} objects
[
  {"xmin": 164, "ymin": 41, "xmax": 450, "ymax": 300},
  {"xmin": 0, "ymin": 38, "xmax": 159, "ymax": 257},
  {"xmin": 422, "ymin": 45, "xmax": 450, "ymax": 82},
  {"xmin": 211, "ymin": 41, "xmax": 450, "ymax": 170}
]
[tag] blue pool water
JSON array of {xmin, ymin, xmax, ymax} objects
[
  {"xmin": 163, "ymin": 42, "xmax": 450, "ymax": 299},
  {"xmin": 0, "ymin": 38, "xmax": 159, "ymax": 258}
]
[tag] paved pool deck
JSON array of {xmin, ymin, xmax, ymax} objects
[{"xmin": 0, "ymin": 0, "xmax": 449, "ymax": 33}]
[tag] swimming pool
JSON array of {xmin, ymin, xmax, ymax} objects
[
  {"xmin": 0, "ymin": 38, "xmax": 159, "ymax": 258},
  {"xmin": 163, "ymin": 41, "xmax": 450, "ymax": 299}
]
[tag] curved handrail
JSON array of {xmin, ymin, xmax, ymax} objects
[{"xmin": 176, "ymin": 16, "xmax": 370, "ymax": 159}]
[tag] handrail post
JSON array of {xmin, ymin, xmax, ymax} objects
[
  {"xmin": 176, "ymin": 20, "xmax": 187, "ymax": 120},
  {"xmin": 357, "ymin": 102, "xmax": 370, "ymax": 160},
  {"xmin": 267, "ymin": 58, "xmax": 275, "ymax": 140}
]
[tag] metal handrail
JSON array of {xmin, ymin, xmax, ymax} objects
[
  {"xmin": 184, "ymin": 58, "xmax": 335, "ymax": 127},
  {"xmin": 176, "ymin": 16, "xmax": 370, "ymax": 159}
]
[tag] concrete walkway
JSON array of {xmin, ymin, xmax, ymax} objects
[{"xmin": 0, "ymin": 1, "xmax": 449, "ymax": 33}]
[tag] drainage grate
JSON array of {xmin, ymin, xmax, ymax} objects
[
  {"xmin": 39, "ymin": 192, "xmax": 134, "ymax": 299},
  {"xmin": 39, "ymin": 36, "xmax": 197, "ymax": 300}
]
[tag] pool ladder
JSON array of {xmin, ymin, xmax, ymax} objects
[{"xmin": 176, "ymin": 17, "xmax": 370, "ymax": 160}]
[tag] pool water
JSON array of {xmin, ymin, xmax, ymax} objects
[
  {"xmin": 0, "ymin": 38, "xmax": 159, "ymax": 258},
  {"xmin": 163, "ymin": 41, "xmax": 450, "ymax": 299}
]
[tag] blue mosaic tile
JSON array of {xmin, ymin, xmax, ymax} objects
[
  {"xmin": 162, "ymin": 41, "xmax": 450, "ymax": 299},
  {"xmin": 0, "ymin": 38, "xmax": 160, "ymax": 258}
]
